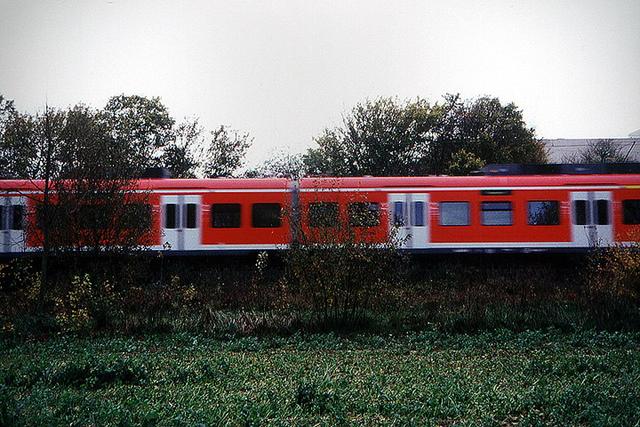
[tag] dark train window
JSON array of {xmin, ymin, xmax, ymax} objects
[
  {"xmin": 36, "ymin": 204, "xmax": 66, "ymax": 230},
  {"xmin": 440, "ymin": 202, "xmax": 469, "ymax": 226},
  {"xmin": 393, "ymin": 202, "xmax": 405, "ymax": 226},
  {"xmin": 211, "ymin": 204, "xmax": 241, "ymax": 228},
  {"xmin": 252, "ymin": 203, "xmax": 282, "ymax": 228},
  {"xmin": 481, "ymin": 202, "xmax": 512, "ymax": 226},
  {"xmin": 348, "ymin": 202, "xmax": 380, "ymax": 227},
  {"xmin": 164, "ymin": 204, "xmax": 177, "ymax": 229},
  {"xmin": 309, "ymin": 202, "xmax": 338, "ymax": 227},
  {"xmin": 184, "ymin": 204, "xmax": 197, "ymax": 229},
  {"xmin": 595, "ymin": 200, "xmax": 609, "ymax": 225},
  {"xmin": 528, "ymin": 201, "xmax": 559, "ymax": 225},
  {"xmin": 413, "ymin": 201, "xmax": 425, "ymax": 226},
  {"xmin": 0, "ymin": 206, "xmax": 4, "ymax": 230},
  {"xmin": 573, "ymin": 200, "xmax": 588, "ymax": 225},
  {"xmin": 121, "ymin": 203, "xmax": 151, "ymax": 229},
  {"xmin": 78, "ymin": 205, "xmax": 111, "ymax": 229},
  {"xmin": 13, "ymin": 205, "xmax": 22, "ymax": 230},
  {"xmin": 623, "ymin": 200, "xmax": 640, "ymax": 224},
  {"xmin": 12, "ymin": 206, "xmax": 21, "ymax": 230}
]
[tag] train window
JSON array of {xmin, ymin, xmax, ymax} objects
[
  {"xmin": 10, "ymin": 205, "xmax": 24, "ymax": 230},
  {"xmin": 0, "ymin": 206, "xmax": 4, "ymax": 230},
  {"xmin": 348, "ymin": 202, "xmax": 380, "ymax": 227},
  {"xmin": 393, "ymin": 202, "xmax": 405, "ymax": 226},
  {"xmin": 439, "ymin": 202, "xmax": 470, "ymax": 226},
  {"xmin": 481, "ymin": 202, "xmax": 512, "ymax": 226},
  {"xmin": 573, "ymin": 200, "xmax": 588, "ymax": 225},
  {"xmin": 412, "ymin": 201, "xmax": 425, "ymax": 227},
  {"xmin": 78, "ymin": 205, "xmax": 111, "ymax": 229},
  {"xmin": 164, "ymin": 204, "xmax": 178, "ymax": 229},
  {"xmin": 184, "ymin": 203, "xmax": 197, "ymax": 229},
  {"xmin": 528, "ymin": 201, "xmax": 559, "ymax": 225},
  {"xmin": 309, "ymin": 202, "xmax": 338, "ymax": 227},
  {"xmin": 211, "ymin": 204, "xmax": 241, "ymax": 228},
  {"xmin": 121, "ymin": 203, "xmax": 151, "ymax": 229},
  {"xmin": 252, "ymin": 203, "xmax": 282, "ymax": 228},
  {"xmin": 623, "ymin": 200, "xmax": 640, "ymax": 224},
  {"xmin": 595, "ymin": 200, "xmax": 609, "ymax": 225}
]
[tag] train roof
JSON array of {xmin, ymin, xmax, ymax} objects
[
  {"xmin": 0, "ymin": 178, "xmax": 291, "ymax": 192},
  {"xmin": 2, "ymin": 174, "xmax": 640, "ymax": 193},
  {"xmin": 298, "ymin": 174, "xmax": 640, "ymax": 189}
]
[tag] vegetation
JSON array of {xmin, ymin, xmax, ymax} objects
[
  {"xmin": 303, "ymin": 95, "xmax": 547, "ymax": 177},
  {"xmin": 563, "ymin": 138, "xmax": 634, "ymax": 164},
  {"xmin": 1, "ymin": 91, "xmax": 639, "ymax": 424},
  {"xmin": 1, "ymin": 330, "xmax": 639, "ymax": 425}
]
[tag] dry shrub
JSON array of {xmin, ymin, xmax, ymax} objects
[{"xmin": 587, "ymin": 244, "xmax": 640, "ymax": 328}]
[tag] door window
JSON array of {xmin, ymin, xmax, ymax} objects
[
  {"xmin": 164, "ymin": 204, "xmax": 178, "ymax": 229},
  {"xmin": 573, "ymin": 200, "xmax": 588, "ymax": 225},
  {"xmin": 185, "ymin": 203, "xmax": 197, "ymax": 229},
  {"xmin": 412, "ymin": 201, "xmax": 425, "ymax": 226},
  {"xmin": 10, "ymin": 205, "xmax": 23, "ymax": 230},
  {"xmin": 393, "ymin": 202, "xmax": 405, "ymax": 226},
  {"xmin": 595, "ymin": 200, "xmax": 609, "ymax": 225}
]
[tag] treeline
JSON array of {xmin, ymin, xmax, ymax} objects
[
  {"xmin": 2, "ymin": 92, "xmax": 639, "ymax": 339},
  {"xmin": 1, "ymin": 93, "xmax": 548, "ymax": 180}
]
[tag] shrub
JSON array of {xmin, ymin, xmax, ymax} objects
[
  {"xmin": 285, "ymin": 194, "xmax": 407, "ymax": 327},
  {"xmin": 587, "ymin": 244, "xmax": 640, "ymax": 328}
]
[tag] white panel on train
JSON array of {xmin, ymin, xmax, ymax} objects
[
  {"xmin": 388, "ymin": 193, "xmax": 429, "ymax": 249},
  {"xmin": 161, "ymin": 195, "xmax": 201, "ymax": 252},
  {"xmin": 570, "ymin": 191, "xmax": 613, "ymax": 248},
  {"xmin": 1, "ymin": 196, "xmax": 26, "ymax": 254}
]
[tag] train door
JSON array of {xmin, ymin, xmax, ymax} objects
[
  {"xmin": 571, "ymin": 191, "xmax": 613, "ymax": 247},
  {"xmin": 161, "ymin": 195, "xmax": 201, "ymax": 251},
  {"xmin": 388, "ymin": 193, "xmax": 429, "ymax": 249},
  {"xmin": 1, "ymin": 196, "xmax": 26, "ymax": 254}
]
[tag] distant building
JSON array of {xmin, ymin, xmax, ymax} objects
[{"xmin": 542, "ymin": 137, "xmax": 640, "ymax": 163}]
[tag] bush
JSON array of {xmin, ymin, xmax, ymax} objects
[
  {"xmin": 587, "ymin": 245, "xmax": 640, "ymax": 328},
  {"xmin": 285, "ymin": 196, "xmax": 407, "ymax": 327}
]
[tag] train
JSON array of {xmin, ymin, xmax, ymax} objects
[{"xmin": 2, "ymin": 163, "xmax": 640, "ymax": 255}]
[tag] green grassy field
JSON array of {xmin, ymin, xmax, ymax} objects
[{"xmin": 2, "ymin": 329, "xmax": 639, "ymax": 426}]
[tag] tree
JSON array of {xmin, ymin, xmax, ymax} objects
[
  {"xmin": 430, "ymin": 95, "xmax": 547, "ymax": 174},
  {"xmin": 304, "ymin": 98, "xmax": 438, "ymax": 176},
  {"xmin": 304, "ymin": 95, "xmax": 547, "ymax": 177},
  {"xmin": 202, "ymin": 125, "xmax": 252, "ymax": 177},
  {"xmin": 564, "ymin": 139, "xmax": 630, "ymax": 164},
  {"xmin": 161, "ymin": 118, "xmax": 205, "ymax": 178},
  {"xmin": 245, "ymin": 150, "xmax": 306, "ymax": 179},
  {"xmin": 102, "ymin": 95, "xmax": 175, "ymax": 174}
]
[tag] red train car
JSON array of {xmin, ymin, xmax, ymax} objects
[{"xmin": 2, "ymin": 165, "xmax": 640, "ymax": 255}]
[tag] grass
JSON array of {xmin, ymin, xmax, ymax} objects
[{"xmin": 1, "ymin": 329, "xmax": 639, "ymax": 426}]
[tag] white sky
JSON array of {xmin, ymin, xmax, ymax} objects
[{"xmin": 1, "ymin": 0, "xmax": 639, "ymax": 166}]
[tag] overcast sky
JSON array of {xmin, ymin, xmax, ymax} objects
[{"xmin": 1, "ymin": 0, "xmax": 639, "ymax": 165}]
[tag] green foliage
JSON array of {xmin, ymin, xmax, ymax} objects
[
  {"xmin": 1, "ymin": 330, "xmax": 639, "ymax": 425},
  {"xmin": 245, "ymin": 150, "xmax": 306, "ymax": 178},
  {"xmin": 161, "ymin": 117, "xmax": 205, "ymax": 178},
  {"xmin": 304, "ymin": 94, "xmax": 547, "ymax": 177},
  {"xmin": 103, "ymin": 94, "xmax": 175, "ymax": 172},
  {"xmin": 202, "ymin": 125, "xmax": 252, "ymax": 177}
]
